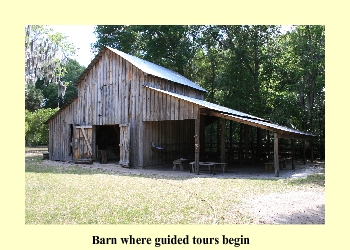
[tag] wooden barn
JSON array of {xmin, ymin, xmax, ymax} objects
[{"xmin": 45, "ymin": 46, "xmax": 314, "ymax": 176}]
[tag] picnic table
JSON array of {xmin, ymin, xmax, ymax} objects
[{"xmin": 189, "ymin": 161, "xmax": 227, "ymax": 174}]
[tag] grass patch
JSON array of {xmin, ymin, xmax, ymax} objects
[
  {"xmin": 25, "ymin": 153, "xmax": 325, "ymax": 225},
  {"xmin": 288, "ymin": 172, "xmax": 325, "ymax": 187}
]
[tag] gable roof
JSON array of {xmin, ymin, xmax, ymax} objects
[
  {"xmin": 74, "ymin": 46, "xmax": 207, "ymax": 93},
  {"xmin": 108, "ymin": 47, "xmax": 207, "ymax": 92}
]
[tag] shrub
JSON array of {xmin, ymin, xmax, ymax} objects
[{"xmin": 25, "ymin": 108, "xmax": 58, "ymax": 146}]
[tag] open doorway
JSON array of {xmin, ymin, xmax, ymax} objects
[{"xmin": 95, "ymin": 125, "xmax": 120, "ymax": 162}]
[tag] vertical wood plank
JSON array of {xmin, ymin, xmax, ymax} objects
[
  {"xmin": 146, "ymin": 83, "xmax": 151, "ymax": 121},
  {"xmin": 93, "ymin": 65, "xmax": 97, "ymax": 125},
  {"xmin": 291, "ymin": 139, "xmax": 295, "ymax": 170},
  {"xmin": 142, "ymin": 79, "xmax": 147, "ymax": 122},
  {"xmin": 122, "ymin": 57, "xmax": 126, "ymax": 124},
  {"xmin": 117, "ymin": 55, "xmax": 123, "ymax": 124}
]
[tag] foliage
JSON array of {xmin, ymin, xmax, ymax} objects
[
  {"xmin": 93, "ymin": 25, "xmax": 200, "ymax": 77},
  {"xmin": 25, "ymin": 84, "xmax": 44, "ymax": 112},
  {"xmin": 25, "ymin": 25, "xmax": 76, "ymax": 110},
  {"xmin": 25, "ymin": 108, "xmax": 58, "ymax": 146},
  {"xmin": 35, "ymin": 59, "xmax": 85, "ymax": 109},
  {"xmin": 25, "ymin": 25, "xmax": 75, "ymax": 86}
]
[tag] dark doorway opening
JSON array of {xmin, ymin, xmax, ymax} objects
[{"xmin": 95, "ymin": 125, "xmax": 120, "ymax": 162}]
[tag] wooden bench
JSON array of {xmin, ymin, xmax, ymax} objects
[
  {"xmin": 189, "ymin": 162, "xmax": 227, "ymax": 174},
  {"xmin": 173, "ymin": 159, "xmax": 189, "ymax": 171}
]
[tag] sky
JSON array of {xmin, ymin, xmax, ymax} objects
[{"xmin": 49, "ymin": 25, "xmax": 97, "ymax": 67}]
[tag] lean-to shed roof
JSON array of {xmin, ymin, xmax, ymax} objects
[{"xmin": 144, "ymin": 85, "xmax": 315, "ymax": 139}]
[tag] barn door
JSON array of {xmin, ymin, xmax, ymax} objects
[
  {"xmin": 74, "ymin": 126, "xmax": 93, "ymax": 163},
  {"xmin": 119, "ymin": 124, "xmax": 130, "ymax": 167}
]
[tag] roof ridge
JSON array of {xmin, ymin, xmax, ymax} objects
[{"xmin": 107, "ymin": 47, "xmax": 207, "ymax": 93}]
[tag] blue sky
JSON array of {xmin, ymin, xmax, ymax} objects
[{"xmin": 49, "ymin": 25, "xmax": 97, "ymax": 67}]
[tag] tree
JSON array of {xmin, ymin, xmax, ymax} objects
[
  {"xmin": 35, "ymin": 59, "xmax": 85, "ymax": 109},
  {"xmin": 92, "ymin": 25, "xmax": 200, "ymax": 78},
  {"xmin": 193, "ymin": 25, "xmax": 281, "ymax": 117},
  {"xmin": 25, "ymin": 108, "xmax": 59, "ymax": 146},
  {"xmin": 25, "ymin": 84, "xmax": 44, "ymax": 112},
  {"xmin": 25, "ymin": 25, "xmax": 75, "ymax": 108}
]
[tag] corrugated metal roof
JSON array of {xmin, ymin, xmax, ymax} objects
[
  {"xmin": 108, "ymin": 47, "xmax": 207, "ymax": 93},
  {"xmin": 144, "ymin": 85, "xmax": 315, "ymax": 138}
]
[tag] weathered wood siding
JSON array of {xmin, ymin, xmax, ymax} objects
[
  {"xmin": 48, "ymin": 98, "xmax": 78, "ymax": 161},
  {"xmin": 143, "ymin": 87, "xmax": 199, "ymax": 122},
  {"xmin": 48, "ymin": 47, "xmax": 204, "ymax": 167},
  {"xmin": 144, "ymin": 75, "xmax": 204, "ymax": 100}
]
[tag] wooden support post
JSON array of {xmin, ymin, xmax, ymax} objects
[
  {"xmin": 257, "ymin": 128, "xmax": 262, "ymax": 159},
  {"xmin": 291, "ymin": 139, "xmax": 295, "ymax": 170},
  {"xmin": 229, "ymin": 120, "xmax": 233, "ymax": 150},
  {"xmin": 310, "ymin": 140, "xmax": 314, "ymax": 162},
  {"xmin": 194, "ymin": 112, "xmax": 200, "ymax": 175},
  {"xmin": 200, "ymin": 115, "xmax": 206, "ymax": 157},
  {"xmin": 267, "ymin": 131, "xmax": 271, "ymax": 160},
  {"xmin": 216, "ymin": 118, "xmax": 220, "ymax": 154},
  {"xmin": 274, "ymin": 132, "xmax": 279, "ymax": 177},
  {"xmin": 221, "ymin": 118, "xmax": 226, "ymax": 163},
  {"xmin": 244, "ymin": 124, "xmax": 249, "ymax": 162},
  {"xmin": 239, "ymin": 124, "xmax": 243, "ymax": 164},
  {"xmin": 303, "ymin": 140, "xmax": 306, "ymax": 165}
]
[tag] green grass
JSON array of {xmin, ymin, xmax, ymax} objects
[{"xmin": 25, "ymin": 153, "xmax": 325, "ymax": 225}]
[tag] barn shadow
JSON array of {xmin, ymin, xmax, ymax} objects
[
  {"xmin": 261, "ymin": 204, "xmax": 325, "ymax": 224},
  {"xmin": 25, "ymin": 152, "xmax": 323, "ymax": 182}
]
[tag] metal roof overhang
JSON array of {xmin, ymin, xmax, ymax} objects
[{"xmin": 145, "ymin": 85, "xmax": 316, "ymax": 140}]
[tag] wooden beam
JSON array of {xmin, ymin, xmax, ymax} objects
[
  {"xmin": 310, "ymin": 140, "xmax": 314, "ymax": 162},
  {"xmin": 221, "ymin": 118, "xmax": 226, "ymax": 163},
  {"xmin": 274, "ymin": 132, "xmax": 279, "ymax": 177},
  {"xmin": 257, "ymin": 127, "xmax": 262, "ymax": 159},
  {"xmin": 291, "ymin": 139, "xmax": 295, "ymax": 170},
  {"xmin": 303, "ymin": 140, "xmax": 306, "ymax": 165},
  {"xmin": 194, "ymin": 111, "xmax": 200, "ymax": 175},
  {"xmin": 267, "ymin": 131, "xmax": 271, "ymax": 159},
  {"xmin": 200, "ymin": 115, "xmax": 206, "ymax": 157},
  {"xmin": 244, "ymin": 124, "xmax": 249, "ymax": 161}
]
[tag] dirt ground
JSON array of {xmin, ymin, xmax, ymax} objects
[{"xmin": 26, "ymin": 149, "xmax": 325, "ymax": 224}]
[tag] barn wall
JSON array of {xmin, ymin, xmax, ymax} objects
[
  {"xmin": 48, "ymin": 48, "xmax": 203, "ymax": 167},
  {"xmin": 143, "ymin": 87, "xmax": 199, "ymax": 122},
  {"xmin": 48, "ymin": 98, "xmax": 78, "ymax": 161},
  {"xmin": 70, "ymin": 49, "xmax": 146, "ymax": 166},
  {"xmin": 143, "ymin": 119, "xmax": 195, "ymax": 167},
  {"xmin": 144, "ymin": 75, "xmax": 205, "ymax": 100}
]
